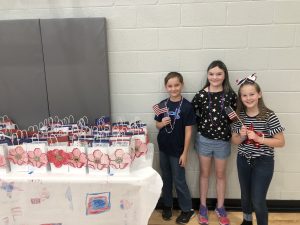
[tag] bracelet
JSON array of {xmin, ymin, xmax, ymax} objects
[{"xmin": 261, "ymin": 134, "xmax": 265, "ymax": 144}]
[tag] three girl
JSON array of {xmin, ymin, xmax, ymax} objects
[
  {"xmin": 231, "ymin": 76, "xmax": 285, "ymax": 225},
  {"xmin": 192, "ymin": 60, "xmax": 237, "ymax": 225},
  {"xmin": 154, "ymin": 62, "xmax": 285, "ymax": 225}
]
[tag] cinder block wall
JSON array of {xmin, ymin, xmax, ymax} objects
[{"xmin": 1, "ymin": 0, "xmax": 300, "ymax": 200}]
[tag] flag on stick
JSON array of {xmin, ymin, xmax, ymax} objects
[
  {"xmin": 225, "ymin": 106, "xmax": 243, "ymax": 125},
  {"xmin": 153, "ymin": 102, "xmax": 168, "ymax": 116}
]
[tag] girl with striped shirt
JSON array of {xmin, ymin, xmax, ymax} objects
[{"xmin": 231, "ymin": 78, "xmax": 285, "ymax": 225}]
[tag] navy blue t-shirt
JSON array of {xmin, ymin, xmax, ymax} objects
[{"xmin": 154, "ymin": 97, "xmax": 196, "ymax": 157}]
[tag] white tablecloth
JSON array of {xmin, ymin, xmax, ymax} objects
[{"xmin": 0, "ymin": 164, "xmax": 162, "ymax": 225}]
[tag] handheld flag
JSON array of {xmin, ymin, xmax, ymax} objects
[
  {"xmin": 153, "ymin": 102, "xmax": 168, "ymax": 116},
  {"xmin": 225, "ymin": 106, "xmax": 238, "ymax": 120},
  {"xmin": 225, "ymin": 106, "xmax": 243, "ymax": 125}
]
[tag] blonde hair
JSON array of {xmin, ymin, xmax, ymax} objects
[{"xmin": 236, "ymin": 81, "xmax": 273, "ymax": 121}]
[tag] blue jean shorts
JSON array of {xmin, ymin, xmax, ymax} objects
[{"xmin": 195, "ymin": 133, "xmax": 231, "ymax": 159}]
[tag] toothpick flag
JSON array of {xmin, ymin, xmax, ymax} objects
[
  {"xmin": 225, "ymin": 106, "xmax": 243, "ymax": 125},
  {"xmin": 153, "ymin": 102, "xmax": 168, "ymax": 116}
]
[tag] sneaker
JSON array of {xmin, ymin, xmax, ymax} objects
[
  {"xmin": 240, "ymin": 219, "xmax": 253, "ymax": 225},
  {"xmin": 162, "ymin": 206, "xmax": 172, "ymax": 221},
  {"xmin": 198, "ymin": 205, "xmax": 209, "ymax": 225},
  {"xmin": 176, "ymin": 209, "xmax": 195, "ymax": 224},
  {"xmin": 215, "ymin": 207, "xmax": 230, "ymax": 225}
]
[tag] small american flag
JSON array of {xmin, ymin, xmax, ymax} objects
[
  {"xmin": 225, "ymin": 106, "xmax": 238, "ymax": 121},
  {"xmin": 153, "ymin": 102, "xmax": 168, "ymax": 116}
]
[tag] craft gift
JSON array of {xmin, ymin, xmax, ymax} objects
[
  {"xmin": 45, "ymin": 116, "xmax": 63, "ymax": 130},
  {"xmin": 111, "ymin": 120, "xmax": 130, "ymax": 133},
  {"xmin": 109, "ymin": 137, "xmax": 132, "ymax": 176},
  {"xmin": 92, "ymin": 125, "xmax": 111, "ymax": 138},
  {"xmin": 45, "ymin": 131, "xmax": 70, "ymax": 146},
  {"xmin": 52, "ymin": 115, "xmax": 79, "ymax": 133},
  {"xmin": 67, "ymin": 140, "xmax": 87, "ymax": 174},
  {"xmin": 131, "ymin": 120, "xmax": 149, "ymax": 139},
  {"xmin": 26, "ymin": 135, "xmax": 48, "ymax": 173},
  {"xmin": 7, "ymin": 133, "xmax": 28, "ymax": 173},
  {"xmin": 130, "ymin": 143, "xmax": 154, "ymax": 171},
  {"xmin": 52, "ymin": 124, "xmax": 73, "ymax": 133},
  {"xmin": 130, "ymin": 130, "xmax": 148, "ymax": 158},
  {"xmin": 77, "ymin": 116, "xmax": 92, "ymax": 135},
  {"xmin": 75, "ymin": 133, "xmax": 95, "ymax": 148},
  {"xmin": 95, "ymin": 116, "xmax": 111, "ymax": 132},
  {"xmin": 87, "ymin": 139, "xmax": 110, "ymax": 175},
  {"xmin": 0, "ymin": 115, "xmax": 17, "ymax": 130},
  {"xmin": 0, "ymin": 143, "xmax": 9, "ymax": 174},
  {"xmin": 27, "ymin": 125, "xmax": 41, "ymax": 138},
  {"xmin": 47, "ymin": 136, "xmax": 69, "ymax": 173}
]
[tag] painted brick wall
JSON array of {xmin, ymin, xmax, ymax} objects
[{"xmin": 1, "ymin": 0, "xmax": 300, "ymax": 200}]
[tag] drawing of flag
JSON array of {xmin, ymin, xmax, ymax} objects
[
  {"xmin": 225, "ymin": 107, "xmax": 238, "ymax": 121},
  {"xmin": 152, "ymin": 102, "xmax": 168, "ymax": 116}
]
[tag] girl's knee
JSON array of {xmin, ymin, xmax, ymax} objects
[{"xmin": 215, "ymin": 171, "xmax": 226, "ymax": 180}]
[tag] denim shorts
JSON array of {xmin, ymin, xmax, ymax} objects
[{"xmin": 195, "ymin": 133, "xmax": 231, "ymax": 159}]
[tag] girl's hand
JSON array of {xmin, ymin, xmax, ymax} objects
[
  {"xmin": 179, "ymin": 152, "xmax": 187, "ymax": 167},
  {"xmin": 240, "ymin": 125, "xmax": 247, "ymax": 139},
  {"xmin": 247, "ymin": 129, "xmax": 259, "ymax": 142},
  {"xmin": 161, "ymin": 116, "xmax": 171, "ymax": 127}
]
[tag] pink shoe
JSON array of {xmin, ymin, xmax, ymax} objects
[
  {"xmin": 198, "ymin": 205, "xmax": 208, "ymax": 225},
  {"xmin": 215, "ymin": 207, "xmax": 230, "ymax": 225}
]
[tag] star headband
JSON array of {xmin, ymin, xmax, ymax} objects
[{"xmin": 236, "ymin": 73, "xmax": 257, "ymax": 85}]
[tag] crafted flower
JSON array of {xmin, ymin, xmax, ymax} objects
[
  {"xmin": 47, "ymin": 149, "xmax": 70, "ymax": 168},
  {"xmin": 7, "ymin": 146, "xmax": 28, "ymax": 165},
  {"xmin": 243, "ymin": 123, "xmax": 264, "ymax": 148},
  {"xmin": 109, "ymin": 149, "xmax": 131, "ymax": 169},
  {"xmin": 87, "ymin": 150, "xmax": 109, "ymax": 170},
  {"xmin": 27, "ymin": 148, "xmax": 48, "ymax": 168},
  {"xmin": 68, "ymin": 148, "xmax": 87, "ymax": 168},
  {"xmin": 0, "ymin": 154, "xmax": 6, "ymax": 167},
  {"xmin": 134, "ymin": 139, "xmax": 148, "ymax": 158}
]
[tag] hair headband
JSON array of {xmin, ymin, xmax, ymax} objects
[{"xmin": 236, "ymin": 73, "xmax": 257, "ymax": 85}]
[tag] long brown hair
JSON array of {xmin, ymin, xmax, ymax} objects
[
  {"xmin": 236, "ymin": 81, "xmax": 273, "ymax": 121},
  {"xmin": 203, "ymin": 60, "xmax": 234, "ymax": 93}
]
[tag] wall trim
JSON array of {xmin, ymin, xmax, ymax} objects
[{"xmin": 156, "ymin": 198, "xmax": 300, "ymax": 212}]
